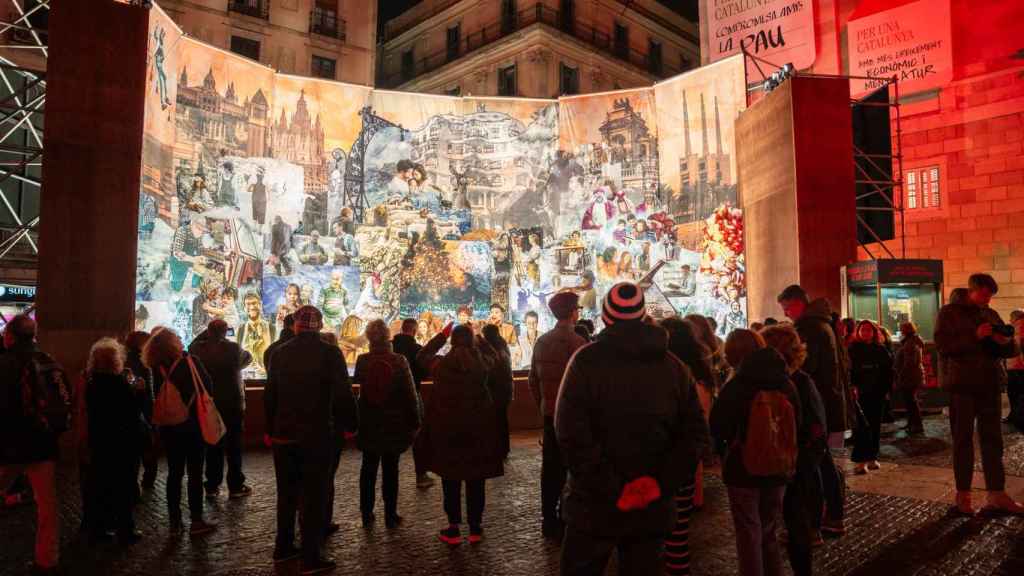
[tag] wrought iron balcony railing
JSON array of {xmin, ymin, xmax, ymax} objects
[{"xmin": 228, "ymin": 0, "xmax": 269, "ymax": 20}]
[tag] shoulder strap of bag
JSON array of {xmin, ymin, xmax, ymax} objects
[
  {"xmin": 160, "ymin": 357, "xmax": 196, "ymax": 409},
  {"xmin": 186, "ymin": 356, "xmax": 209, "ymax": 398}
]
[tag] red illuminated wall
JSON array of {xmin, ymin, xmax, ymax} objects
[{"xmin": 812, "ymin": 0, "xmax": 1024, "ymax": 315}]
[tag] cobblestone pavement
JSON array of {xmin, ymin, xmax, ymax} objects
[
  {"xmin": 833, "ymin": 413, "xmax": 1024, "ymax": 477},
  {"xmin": 2, "ymin": 431, "xmax": 1023, "ymax": 576}
]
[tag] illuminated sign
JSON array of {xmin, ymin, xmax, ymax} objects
[
  {"xmin": 0, "ymin": 283, "xmax": 36, "ymax": 303},
  {"xmin": 703, "ymin": 0, "xmax": 817, "ymax": 70},
  {"xmin": 848, "ymin": 0, "xmax": 953, "ymax": 96}
]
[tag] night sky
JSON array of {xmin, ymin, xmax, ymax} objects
[{"xmin": 378, "ymin": 1, "xmax": 701, "ymax": 40}]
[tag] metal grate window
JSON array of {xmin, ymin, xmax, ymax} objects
[
  {"xmin": 230, "ymin": 36, "xmax": 261, "ymax": 61},
  {"xmin": 311, "ymin": 55, "xmax": 336, "ymax": 80}
]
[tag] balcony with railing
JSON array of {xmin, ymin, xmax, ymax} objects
[
  {"xmin": 310, "ymin": 11, "xmax": 346, "ymax": 41},
  {"xmin": 228, "ymin": 0, "xmax": 269, "ymax": 20},
  {"xmin": 381, "ymin": 4, "xmax": 682, "ymax": 89}
]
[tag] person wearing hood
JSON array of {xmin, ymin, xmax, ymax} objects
[
  {"xmin": 895, "ymin": 322, "xmax": 926, "ymax": 435},
  {"xmin": 556, "ymin": 283, "xmax": 708, "ymax": 576},
  {"xmin": 935, "ymin": 274, "xmax": 1024, "ymax": 515},
  {"xmin": 392, "ymin": 318, "xmax": 434, "ymax": 488},
  {"xmin": 417, "ymin": 323, "xmax": 502, "ymax": 546},
  {"xmin": 777, "ymin": 285, "xmax": 847, "ymax": 536},
  {"xmin": 710, "ymin": 336, "xmax": 801, "ymax": 576},
  {"xmin": 354, "ymin": 319, "xmax": 420, "ymax": 529}
]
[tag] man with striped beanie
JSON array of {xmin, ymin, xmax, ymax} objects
[{"xmin": 555, "ymin": 283, "xmax": 709, "ymax": 575}]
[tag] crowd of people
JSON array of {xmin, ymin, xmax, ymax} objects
[{"xmin": 1, "ymin": 272, "xmax": 1024, "ymax": 576}]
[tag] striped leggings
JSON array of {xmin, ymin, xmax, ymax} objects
[{"xmin": 665, "ymin": 480, "xmax": 696, "ymax": 575}]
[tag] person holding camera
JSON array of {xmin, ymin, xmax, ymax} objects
[{"xmin": 935, "ymin": 273, "xmax": 1024, "ymax": 515}]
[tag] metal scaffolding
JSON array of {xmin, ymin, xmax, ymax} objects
[{"xmin": 0, "ymin": 0, "xmax": 46, "ymax": 265}]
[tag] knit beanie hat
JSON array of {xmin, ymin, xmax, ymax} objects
[{"xmin": 602, "ymin": 282, "xmax": 645, "ymax": 326}]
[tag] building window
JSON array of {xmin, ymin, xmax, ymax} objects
[
  {"xmin": 311, "ymin": 2, "xmax": 342, "ymax": 40},
  {"xmin": 904, "ymin": 166, "xmax": 941, "ymax": 210},
  {"xmin": 498, "ymin": 64, "xmax": 517, "ymax": 96},
  {"xmin": 447, "ymin": 24, "xmax": 461, "ymax": 62},
  {"xmin": 648, "ymin": 39, "xmax": 663, "ymax": 75},
  {"xmin": 501, "ymin": 0, "xmax": 517, "ymax": 34},
  {"xmin": 681, "ymin": 53, "xmax": 693, "ymax": 71},
  {"xmin": 559, "ymin": 63, "xmax": 579, "ymax": 95},
  {"xmin": 230, "ymin": 35, "xmax": 261, "ymax": 61},
  {"xmin": 559, "ymin": 0, "xmax": 575, "ymax": 32},
  {"xmin": 401, "ymin": 48, "xmax": 415, "ymax": 80},
  {"xmin": 446, "ymin": 85, "xmax": 461, "ymax": 96},
  {"xmin": 614, "ymin": 22, "xmax": 629, "ymax": 59},
  {"xmin": 311, "ymin": 55, "xmax": 336, "ymax": 79}
]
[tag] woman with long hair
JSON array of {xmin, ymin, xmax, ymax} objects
[
  {"xmin": 354, "ymin": 319, "xmax": 420, "ymax": 528},
  {"xmin": 417, "ymin": 324, "xmax": 503, "ymax": 545},
  {"xmin": 142, "ymin": 328, "xmax": 217, "ymax": 535},
  {"xmin": 849, "ymin": 320, "xmax": 894, "ymax": 475},
  {"xmin": 895, "ymin": 322, "xmax": 926, "ymax": 435},
  {"xmin": 478, "ymin": 324, "xmax": 514, "ymax": 460},
  {"xmin": 659, "ymin": 317, "xmax": 714, "ymax": 576},
  {"xmin": 338, "ymin": 315, "xmax": 368, "ymax": 366}
]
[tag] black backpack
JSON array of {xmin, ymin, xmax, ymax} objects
[{"xmin": 21, "ymin": 353, "xmax": 71, "ymax": 434}]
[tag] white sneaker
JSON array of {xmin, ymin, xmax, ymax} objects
[{"xmin": 867, "ymin": 460, "xmax": 881, "ymax": 471}]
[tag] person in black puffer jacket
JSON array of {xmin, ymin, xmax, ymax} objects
[
  {"xmin": 556, "ymin": 283, "xmax": 707, "ymax": 576},
  {"xmin": 355, "ymin": 319, "xmax": 420, "ymax": 528},
  {"xmin": 710, "ymin": 342, "xmax": 802, "ymax": 576},
  {"xmin": 479, "ymin": 324, "xmax": 514, "ymax": 460},
  {"xmin": 848, "ymin": 321, "xmax": 894, "ymax": 475}
]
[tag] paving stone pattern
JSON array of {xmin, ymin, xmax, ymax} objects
[{"xmin": 2, "ymin": 435, "xmax": 1023, "ymax": 576}]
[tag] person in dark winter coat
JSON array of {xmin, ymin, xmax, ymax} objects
[
  {"xmin": 418, "ymin": 323, "xmax": 502, "ymax": 546},
  {"xmin": 265, "ymin": 306, "xmax": 357, "ymax": 573},
  {"xmin": 529, "ymin": 292, "xmax": 588, "ymax": 540},
  {"xmin": 188, "ymin": 319, "xmax": 253, "ymax": 499},
  {"xmin": 354, "ymin": 319, "xmax": 420, "ymax": 529},
  {"xmin": 556, "ymin": 283, "xmax": 708, "ymax": 576},
  {"xmin": 762, "ymin": 325, "xmax": 827, "ymax": 576},
  {"xmin": 0, "ymin": 315, "xmax": 70, "ymax": 574},
  {"xmin": 777, "ymin": 285, "xmax": 847, "ymax": 536},
  {"xmin": 848, "ymin": 321, "xmax": 894, "ymax": 475},
  {"xmin": 935, "ymin": 274, "xmax": 1024, "ymax": 515},
  {"xmin": 710, "ymin": 345, "xmax": 802, "ymax": 576},
  {"xmin": 392, "ymin": 318, "xmax": 433, "ymax": 488},
  {"xmin": 84, "ymin": 338, "xmax": 146, "ymax": 544},
  {"xmin": 143, "ymin": 327, "xmax": 218, "ymax": 536},
  {"xmin": 479, "ymin": 324, "xmax": 514, "ymax": 459},
  {"xmin": 125, "ymin": 331, "xmax": 159, "ymax": 490},
  {"xmin": 895, "ymin": 322, "xmax": 926, "ymax": 435},
  {"xmin": 660, "ymin": 316, "xmax": 714, "ymax": 576}
]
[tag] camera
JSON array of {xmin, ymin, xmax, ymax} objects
[{"xmin": 992, "ymin": 324, "xmax": 1015, "ymax": 338}]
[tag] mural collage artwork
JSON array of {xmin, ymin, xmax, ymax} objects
[{"xmin": 137, "ymin": 6, "xmax": 748, "ymax": 377}]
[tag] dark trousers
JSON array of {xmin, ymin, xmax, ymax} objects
[
  {"xmin": 92, "ymin": 452, "xmax": 137, "ymax": 535},
  {"xmin": 273, "ymin": 442, "xmax": 332, "ymax": 563},
  {"xmin": 137, "ymin": 432, "xmax": 159, "ymax": 488},
  {"xmin": 205, "ymin": 420, "xmax": 245, "ymax": 492},
  {"xmin": 79, "ymin": 464, "xmax": 98, "ymax": 534},
  {"xmin": 162, "ymin": 425, "xmax": 205, "ymax": 523},
  {"xmin": 1008, "ymin": 371, "xmax": 1024, "ymax": 423},
  {"xmin": 899, "ymin": 386, "xmax": 924, "ymax": 431},
  {"xmin": 360, "ymin": 451, "xmax": 400, "ymax": 518},
  {"xmin": 542, "ymin": 417, "xmax": 567, "ymax": 526},
  {"xmin": 727, "ymin": 486, "xmax": 786, "ymax": 576},
  {"xmin": 819, "ymin": 450, "xmax": 845, "ymax": 522},
  {"xmin": 852, "ymin": 389, "xmax": 885, "ymax": 463},
  {"xmin": 949, "ymin": 391, "xmax": 1005, "ymax": 492},
  {"xmin": 442, "ymin": 478, "xmax": 486, "ymax": 529},
  {"xmin": 327, "ymin": 442, "xmax": 343, "ymax": 527},
  {"xmin": 560, "ymin": 527, "xmax": 663, "ymax": 576},
  {"xmin": 783, "ymin": 453, "xmax": 824, "ymax": 576},
  {"xmin": 664, "ymin": 478, "xmax": 696, "ymax": 575}
]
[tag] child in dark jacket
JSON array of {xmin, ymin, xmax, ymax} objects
[
  {"xmin": 711, "ymin": 333, "xmax": 802, "ymax": 576},
  {"xmin": 762, "ymin": 325, "xmax": 828, "ymax": 576}
]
